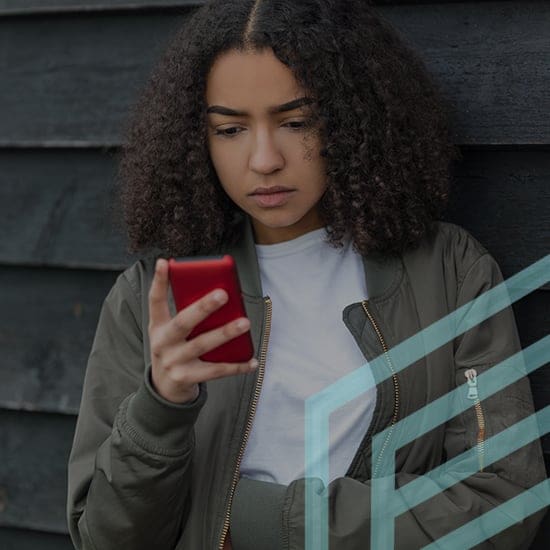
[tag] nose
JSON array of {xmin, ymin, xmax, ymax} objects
[{"xmin": 249, "ymin": 128, "xmax": 285, "ymax": 174}]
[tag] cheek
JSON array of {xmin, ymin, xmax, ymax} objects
[
  {"xmin": 209, "ymin": 154, "xmax": 243, "ymax": 202},
  {"xmin": 295, "ymin": 133, "xmax": 325, "ymax": 172},
  {"xmin": 209, "ymin": 143, "xmax": 237, "ymax": 182},
  {"xmin": 300, "ymin": 150, "xmax": 327, "ymax": 191}
]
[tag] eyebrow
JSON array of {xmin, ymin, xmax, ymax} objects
[{"xmin": 206, "ymin": 96, "xmax": 315, "ymax": 116}]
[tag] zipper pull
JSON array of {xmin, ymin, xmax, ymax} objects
[{"xmin": 465, "ymin": 368, "xmax": 478, "ymax": 400}]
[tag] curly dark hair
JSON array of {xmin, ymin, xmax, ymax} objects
[{"xmin": 113, "ymin": 0, "xmax": 461, "ymax": 258}]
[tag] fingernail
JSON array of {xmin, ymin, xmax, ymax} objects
[
  {"xmin": 236, "ymin": 318, "xmax": 249, "ymax": 330},
  {"xmin": 249, "ymin": 359, "xmax": 258, "ymax": 369},
  {"xmin": 213, "ymin": 290, "xmax": 226, "ymax": 303}
]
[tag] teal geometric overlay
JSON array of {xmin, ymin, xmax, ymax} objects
[{"xmin": 304, "ymin": 254, "xmax": 550, "ymax": 550}]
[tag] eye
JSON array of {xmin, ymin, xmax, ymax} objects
[
  {"xmin": 284, "ymin": 121, "xmax": 306, "ymax": 130},
  {"xmin": 213, "ymin": 119, "xmax": 311, "ymax": 138},
  {"xmin": 285, "ymin": 117, "xmax": 318, "ymax": 131},
  {"xmin": 214, "ymin": 127, "xmax": 243, "ymax": 138}
]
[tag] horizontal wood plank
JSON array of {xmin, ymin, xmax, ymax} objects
[
  {"xmin": 0, "ymin": 263, "xmax": 547, "ymax": 415},
  {"xmin": 0, "ymin": 12, "xmax": 189, "ymax": 145},
  {"xmin": 0, "ymin": 411, "xmax": 75, "ymax": 533},
  {"xmin": 0, "ymin": 2, "xmax": 549, "ymax": 145},
  {"xmin": 1, "ymin": 148, "xmax": 548, "ymax": 274},
  {"xmin": 0, "ymin": 1, "xmax": 503, "ymax": 17},
  {"xmin": 444, "ymin": 149, "xmax": 550, "ymax": 288},
  {"xmin": 0, "ymin": 527, "xmax": 74, "ymax": 550},
  {"xmin": 384, "ymin": 1, "xmax": 550, "ymax": 145},
  {"xmin": 0, "ymin": 266, "xmax": 118, "ymax": 414},
  {"xmin": 0, "ymin": 149, "xmax": 139, "ymax": 269},
  {"xmin": 0, "ymin": 0, "xmax": 198, "ymax": 16}
]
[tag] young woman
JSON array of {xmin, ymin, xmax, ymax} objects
[{"xmin": 67, "ymin": 1, "xmax": 546, "ymax": 549}]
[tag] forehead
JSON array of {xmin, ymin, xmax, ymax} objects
[{"xmin": 205, "ymin": 48, "xmax": 304, "ymax": 109}]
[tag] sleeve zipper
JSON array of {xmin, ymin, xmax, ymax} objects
[{"xmin": 464, "ymin": 368, "xmax": 486, "ymax": 472}]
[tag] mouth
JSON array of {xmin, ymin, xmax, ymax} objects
[
  {"xmin": 250, "ymin": 186, "xmax": 295, "ymax": 195},
  {"xmin": 249, "ymin": 189, "xmax": 296, "ymax": 208}
]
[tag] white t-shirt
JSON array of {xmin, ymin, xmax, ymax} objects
[{"xmin": 239, "ymin": 226, "xmax": 377, "ymax": 485}]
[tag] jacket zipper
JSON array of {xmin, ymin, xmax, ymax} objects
[
  {"xmin": 361, "ymin": 299, "xmax": 400, "ymax": 478},
  {"xmin": 465, "ymin": 369, "xmax": 486, "ymax": 472},
  {"xmin": 218, "ymin": 296, "xmax": 273, "ymax": 549}
]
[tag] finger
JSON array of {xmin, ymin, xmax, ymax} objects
[
  {"xmin": 168, "ymin": 357, "xmax": 258, "ymax": 388},
  {"xmin": 148, "ymin": 258, "xmax": 171, "ymax": 326},
  {"xmin": 163, "ymin": 287, "xmax": 229, "ymax": 342},
  {"xmin": 194, "ymin": 358, "xmax": 259, "ymax": 382},
  {"xmin": 166, "ymin": 317, "xmax": 250, "ymax": 365}
]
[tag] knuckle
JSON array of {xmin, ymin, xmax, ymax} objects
[
  {"xmin": 209, "ymin": 364, "xmax": 229, "ymax": 380},
  {"xmin": 173, "ymin": 314, "xmax": 189, "ymax": 332},
  {"xmin": 150, "ymin": 342, "xmax": 163, "ymax": 359},
  {"xmin": 198, "ymin": 298, "xmax": 214, "ymax": 315},
  {"xmin": 188, "ymin": 337, "xmax": 206, "ymax": 357},
  {"xmin": 230, "ymin": 319, "xmax": 245, "ymax": 336},
  {"xmin": 221, "ymin": 323, "xmax": 235, "ymax": 339},
  {"xmin": 148, "ymin": 284, "xmax": 158, "ymax": 300},
  {"xmin": 169, "ymin": 369, "xmax": 190, "ymax": 387},
  {"xmin": 231, "ymin": 320, "xmax": 247, "ymax": 337}
]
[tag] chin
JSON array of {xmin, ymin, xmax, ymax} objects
[{"xmin": 256, "ymin": 214, "xmax": 302, "ymax": 229}]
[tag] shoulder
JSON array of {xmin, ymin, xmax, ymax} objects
[
  {"xmin": 418, "ymin": 221, "xmax": 491, "ymax": 281},
  {"xmin": 433, "ymin": 221, "xmax": 488, "ymax": 259},
  {"xmin": 120, "ymin": 254, "xmax": 157, "ymax": 298},
  {"xmin": 438, "ymin": 220, "xmax": 489, "ymax": 270},
  {"xmin": 400, "ymin": 221, "xmax": 499, "ymax": 304},
  {"xmin": 102, "ymin": 254, "xmax": 158, "ymax": 314}
]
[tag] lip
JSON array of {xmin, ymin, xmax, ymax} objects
[
  {"xmin": 250, "ymin": 185, "xmax": 295, "ymax": 195},
  {"xmin": 250, "ymin": 190, "xmax": 296, "ymax": 208}
]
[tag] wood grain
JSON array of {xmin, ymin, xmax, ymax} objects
[
  {"xmin": 0, "ymin": 149, "xmax": 138, "ymax": 269},
  {"xmin": 445, "ymin": 149, "xmax": 550, "ymax": 287},
  {"xmin": 0, "ymin": 266, "xmax": 118, "ymax": 414},
  {"xmin": 0, "ymin": 527, "xmax": 74, "ymax": 550},
  {"xmin": 0, "ymin": 2, "xmax": 548, "ymax": 145},
  {"xmin": 0, "ymin": 0, "xmax": 508, "ymax": 17},
  {"xmin": 0, "ymin": 0, "xmax": 198, "ymax": 15},
  {"xmin": 1, "ymin": 148, "xmax": 548, "ymax": 272},
  {"xmin": 0, "ymin": 411, "xmax": 75, "ymax": 533}
]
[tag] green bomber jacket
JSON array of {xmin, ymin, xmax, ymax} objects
[{"xmin": 67, "ymin": 216, "xmax": 547, "ymax": 549}]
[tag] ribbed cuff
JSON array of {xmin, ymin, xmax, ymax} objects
[
  {"xmin": 231, "ymin": 477, "xmax": 286, "ymax": 550},
  {"xmin": 123, "ymin": 365, "xmax": 207, "ymax": 452}
]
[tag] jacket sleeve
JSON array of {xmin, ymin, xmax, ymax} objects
[
  {"xmin": 67, "ymin": 267, "xmax": 207, "ymax": 550},
  {"xmin": 230, "ymin": 252, "xmax": 547, "ymax": 550}
]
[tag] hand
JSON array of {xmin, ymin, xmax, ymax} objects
[{"xmin": 148, "ymin": 258, "xmax": 258, "ymax": 404}]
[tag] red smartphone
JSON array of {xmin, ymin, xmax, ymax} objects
[{"xmin": 167, "ymin": 255, "xmax": 254, "ymax": 363}]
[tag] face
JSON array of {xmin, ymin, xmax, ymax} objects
[{"xmin": 206, "ymin": 48, "xmax": 327, "ymax": 244}]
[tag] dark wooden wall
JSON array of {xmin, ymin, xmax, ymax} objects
[{"xmin": 0, "ymin": 1, "xmax": 548, "ymax": 548}]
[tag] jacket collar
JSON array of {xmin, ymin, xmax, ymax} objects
[
  {"xmin": 225, "ymin": 215, "xmax": 263, "ymax": 298},
  {"xmin": 225, "ymin": 214, "xmax": 403, "ymax": 302}
]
